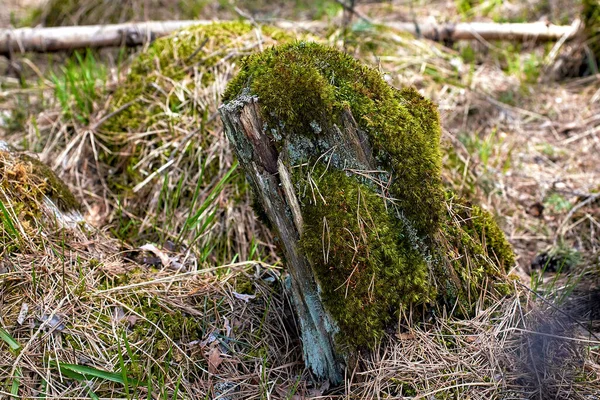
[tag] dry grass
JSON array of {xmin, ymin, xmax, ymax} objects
[{"xmin": 1, "ymin": 0, "xmax": 600, "ymax": 398}]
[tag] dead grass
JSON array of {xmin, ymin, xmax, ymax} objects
[{"xmin": 1, "ymin": 0, "xmax": 600, "ymax": 398}]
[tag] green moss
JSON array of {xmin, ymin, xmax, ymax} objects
[
  {"xmin": 225, "ymin": 41, "xmax": 443, "ymax": 238},
  {"xmin": 224, "ymin": 42, "xmax": 514, "ymax": 351},
  {"xmin": 235, "ymin": 276, "xmax": 255, "ymax": 295},
  {"xmin": 439, "ymin": 194, "xmax": 515, "ymax": 311},
  {"xmin": 225, "ymin": 42, "xmax": 445, "ymax": 349},
  {"xmin": 298, "ymin": 166, "xmax": 433, "ymax": 349},
  {"xmin": 0, "ymin": 151, "xmax": 79, "ymax": 213},
  {"xmin": 131, "ymin": 297, "xmax": 204, "ymax": 343},
  {"xmin": 17, "ymin": 154, "xmax": 80, "ymax": 211},
  {"xmin": 0, "ymin": 150, "xmax": 82, "ymax": 254},
  {"xmin": 469, "ymin": 205, "xmax": 515, "ymax": 268},
  {"xmin": 98, "ymin": 22, "xmax": 295, "ymax": 251},
  {"xmin": 106, "ymin": 22, "xmax": 293, "ymax": 135}
]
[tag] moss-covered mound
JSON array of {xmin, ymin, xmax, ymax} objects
[
  {"xmin": 224, "ymin": 42, "xmax": 515, "ymax": 350},
  {"xmin": 0, "ymin": 144, "xmax": 83, "ymax": 253},
  {"xmin": 97, "ymin": 22, "xmax": 296, "ymax": 260}
]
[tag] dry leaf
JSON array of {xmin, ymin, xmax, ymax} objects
[
  {"xmin": 126, "ymin": 315, "xmax": 138, "ymax": 328},
  {"xmin": 139, "ymin": 243, "xmax": 170, "ymax": 267},
  {"xmin": 233, "ymin": 291, "xmax": 256, "ymax": 303},
  {"xmin": 17, "ymin": 302, "xmax": 29, "ymax": 325},
  {"xmin": 208, "ymin": 346, "xmax": 223, "ymax": 374}
]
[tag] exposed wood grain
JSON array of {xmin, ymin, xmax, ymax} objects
[{"xmin": 219, "ymin": 93, "xmax": 344, "ymax": 384}]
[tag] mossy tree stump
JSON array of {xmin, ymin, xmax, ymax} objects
[{"xmin": 219, "ymin": 42, "xmax": 514, "ymax": 384}]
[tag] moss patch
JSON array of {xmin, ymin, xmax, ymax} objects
[
  {"xmin": 224, "ymin": 41, "xmax": 444, "ymax": 238},
  {"xmin": 0, "ymin": 149, "xmax": 81, "ymax": 254},
  {"xmin": 106, "ymin": 22, "xmax": 292, "ymax": 136},
  {"xmin": 0, "ymin": 151, "xmax": 79, "ymax": 213},
  {"xmin": 440, "ymin": 194, "xmax": 515, "ymax": 312},
  {"xmin": 298, "ymin": 166, "xmax": 432, "ymax": 349}
]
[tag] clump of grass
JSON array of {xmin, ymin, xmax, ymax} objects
[
  {"xmin": 0, "ymin": 145, "xmax": 300, "ymax": 399},
  {"xmin": 50, "ymin": 50, "xmax": 106, "ymax": 125},
  {"xmin": 59, "ymin": 22, "xmax": 298, "ymax": 262}
]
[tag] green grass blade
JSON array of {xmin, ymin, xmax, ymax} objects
[
  {"xmin": 0, "ymin": 200, "xmax": 20, "ymax": 239},
  {"xmin": 87, "ymin": 389, "xmax": 100, "ymax": 400},
  {"xmin": 0, "ymin": 327, "xmax": 21, "ymax": 352},
  {"xmin": 51, "ymin": 361, "xmax": 140, "ymax": 386},
  {"xmin": 115, "ymin": 332, "xmax": 131, "ymax": 398},
  {"xmin": 10, "ymin": 367, "xmax": 21, "ymax": 398},
  {"xmin": 57, "ymin": 368, "xmax": 101, "ymax": 400},
  {"xmin": 186, "ymin": 161, "xmax": 238, "ymax": 231},
  {"xmin": 53, "ymin": 365, "xmax": 88, "ymax": 384}
]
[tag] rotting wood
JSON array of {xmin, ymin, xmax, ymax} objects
[
  {"xmin": 219, "ymin": 94, "xmax": 344, "ymax": 383},
  {"xmin": 219, "ymin": 93, "xmax": 381, "ymax": 384},
  {"xmin": 0, "ymin": 19, "xmax": 582, "ymax": 56},
  {"xmin": 218, "ymin": 41, "xmax": 518, "ymax": 384},
  {"xmin": 219, "ymin": 83, "xmax": 389, "ymax": 383}
]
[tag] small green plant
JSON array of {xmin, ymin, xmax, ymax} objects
[
  {"xmin": 544, "ymin": 193, "xmax": 573, "ymax": 213},
  {"xmin": 456, "ymin": 0, "xmax": 476, "ymax": 17},
  {"xmin": 0, "ymin": 328, "xmax": 22, "ymax": 398},
  {"xmin": 50, "ymin": 50, "xmax": 106, "ymax": 125},
  {"xmin": 498, "ymin": 44, "xmax": 542, "ymax": 85},
  {"xmin": 0, "ymin": 200, "xmax": 20, "ymax": 241}
]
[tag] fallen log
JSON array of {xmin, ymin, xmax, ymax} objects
[
  {"xmin": 219, "ymin": 42, "xmax": 515, "ymax": 384},
  {"xmin": 0, "ymin": 19, "xmax": 582, "ymax": 56}
]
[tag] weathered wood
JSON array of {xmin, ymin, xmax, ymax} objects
[
  {"xmin": 219, "ymin": 94, "xmax": 342, "ymax": 383},
  {"xmin": 0, "ymin": 19, "xmax": 582, "ymax": 56},
  {"xmin": 219, "ymin": 91, "xmax": 382, "ymax": 383}
]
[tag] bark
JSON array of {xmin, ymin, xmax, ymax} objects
[
  {"xmin": 388, "ymin": 20, "xmax": 581, "ymax": 43},
  {"xmin": 0, "ymin": 19, "xmax": 582, "ymax": 55},
  {"xmin": 219, "ymin": 92, "xmax": 380, "ymax": 384}
]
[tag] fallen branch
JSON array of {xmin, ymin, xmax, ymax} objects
[
  {"xmin": 392, "ymin": 19, "xmax": 582, "ymax": 43},
  {"xmin": 0, "ymin": 19, "xmax": 583, "ymax": 56}
]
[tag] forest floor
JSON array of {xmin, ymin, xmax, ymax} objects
[{"xmin": 1, "ymin": 0, "xmax": 599, "ymax": 399}]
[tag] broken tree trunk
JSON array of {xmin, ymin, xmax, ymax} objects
[
  {"xmin": 220, "ymin": 96, "xmax": 345, "ymax": 384},
  {"xmin": 219, "ymin": 43, "xmax": 515, "ymax": 383},
  {"xmin": 0, "ymin": 19, "xmax": 582, "ymax": 56}
]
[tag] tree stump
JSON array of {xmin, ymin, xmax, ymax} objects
[{"xmin": 219, "ymin": 42, "xmax": 515, "ymax": 384}]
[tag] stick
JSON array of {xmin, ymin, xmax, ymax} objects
[{"xmin": 0, "ymin": 19, "xmax": 583, "ymax": 55}]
